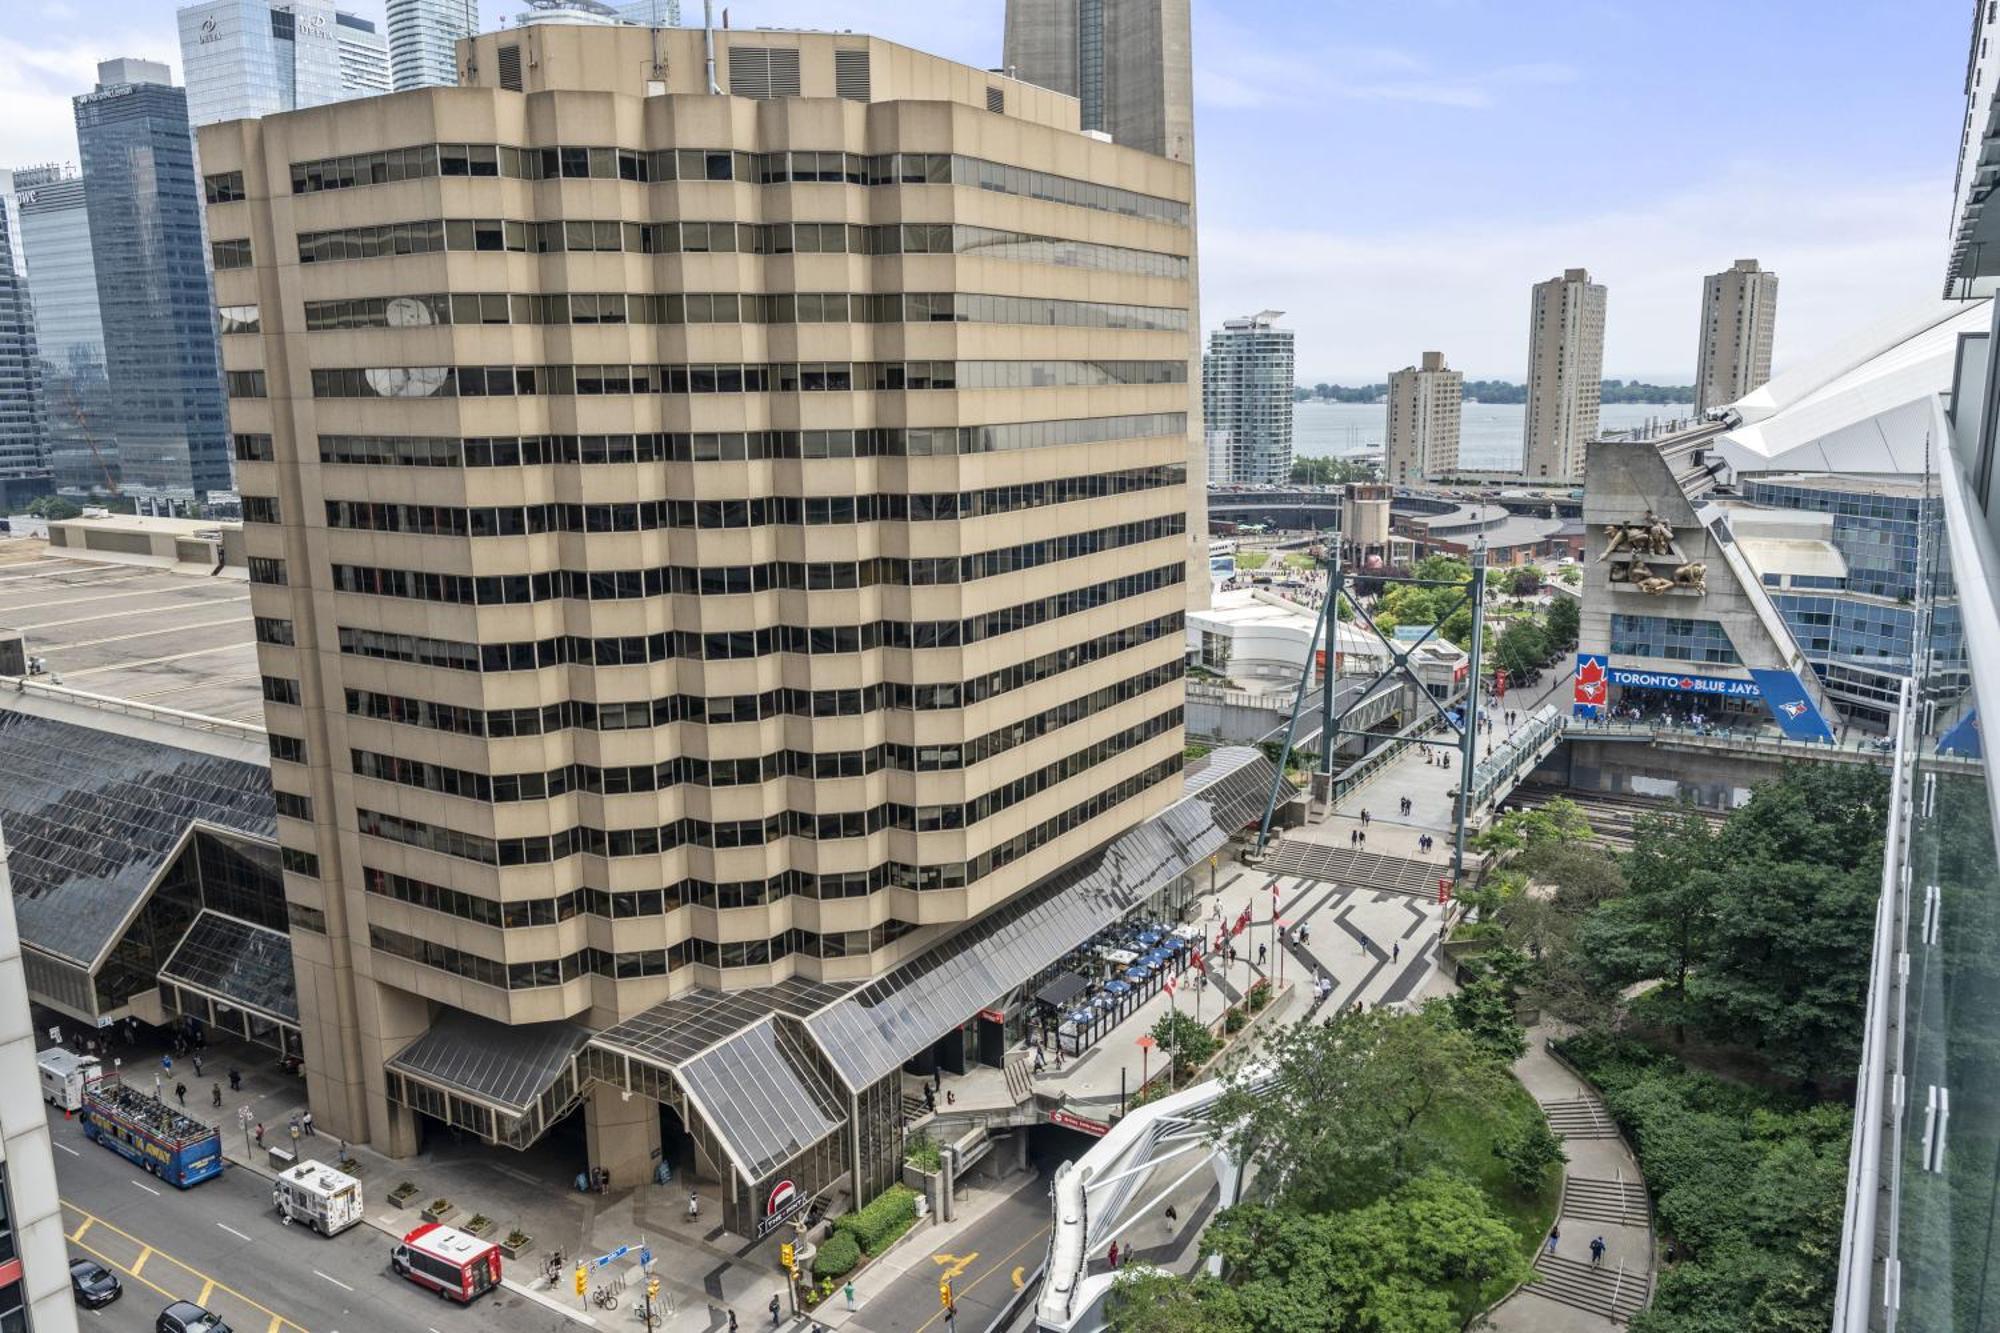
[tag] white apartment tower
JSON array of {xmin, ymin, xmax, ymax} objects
[
  {"xmin": 386, "ymin": 0, "xmax": 479, "ymax": 91},
  {"xmin": 177, "ymin": 1, "xmax": 391, "ymax": 127},
  {"xmin": 1384, "ymin": 351, "xmax": 1462, "ymax": 484},
  {"xmin": 1203, "ymin": 311, "xmax": 1294, "ymax": 485},
  {"xmin": 1694, "ymin": 258, "xmax": 1778, "ymax": 414},
  {"xmin": 1522, "ymin": 267, "xmax": 1606, "ymax": 483}
]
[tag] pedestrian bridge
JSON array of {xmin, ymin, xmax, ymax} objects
[{"xmin": 1036, "ymin": 1067, "xmax": 1271, "ymax": 1333}]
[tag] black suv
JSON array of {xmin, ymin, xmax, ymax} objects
[
  {"xmin": 67, "ymin": 1258, "xmax": 121, "ymax": 1307},
  {"xmin": 156, "ymin": 1301, "xmax": 232, "ymax": 1333}
]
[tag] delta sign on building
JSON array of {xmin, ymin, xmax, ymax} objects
[{"xmin": 1572, "ymin": 653, "xmax": 1835, "ymax": 743}]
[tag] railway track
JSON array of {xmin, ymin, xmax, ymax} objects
[{"xmin": 1508, "ymin": 781, "xmax": 1727, "ymax": 852}]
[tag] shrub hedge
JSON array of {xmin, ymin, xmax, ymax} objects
[{"xmin": 833, "ymin": 1183, "xmax": 920, "ymax": 1256}]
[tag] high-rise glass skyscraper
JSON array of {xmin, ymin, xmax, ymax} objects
[
  {"xmin": 386, "ymin": 0, "xmax": 479, "ymax": 92},
  {"xmin": 177, "ymin": 0, "xmax": 390, "ymax": 129},
  {"xmin": 1203, "ymin": 311, "xmax": 1294, "ymax": 484},
  {"xmin": 0, "ymin": 171, "xmax": 47, "ymax": 495},
  {"xmin": 75, "ymin": 59, "xmax": 232, "ymax": 499},
  {"xmin": 16, "ymin": 167, "xmax": 114, "ymax": 495}
]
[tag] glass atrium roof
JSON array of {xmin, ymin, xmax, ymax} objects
[
  {"xmin": 675, "ymin": 1017, "xmax": 844, "ymax": 1181},
  {"xmin": 388, "ymin": 1010, "xmax": 593, "ymax": 1116},
  {"xmin": 159, "ymin": 909, "xmax": 298, "ymax": 1024},
  {"xmin": 0, "ymin": 708, "xmax": 276, "ymax": 966}
]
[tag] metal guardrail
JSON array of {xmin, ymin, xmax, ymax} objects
[
  {"xmin": 1466, "ymin": 705, "xmax": 1564, "ymax": 809},
  {"xmin": 1, "ymin": 674, "xmax": 266, "ymax": 742}
]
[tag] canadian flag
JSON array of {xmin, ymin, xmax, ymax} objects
[
  {"xmin": 1164, "ymin": 976, "xmax": 1177, "ymax": 999},
  {"xmin": 1233, "ymin": 906, "xmax": 1253, "ymax": 937},
  {"xmin": 1270, "ymin": 879, "xmax": 1282, "ymax": 915}
]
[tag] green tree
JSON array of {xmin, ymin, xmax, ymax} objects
[
  {"xmin": 26, "ymin": 496, "xmax": 81, "ymax": 520},
  {"xmin": 1493, "ymin": 620, "xmax": 1549, "ymax": 682},
  {"xmin": 1447, "ymin": 975, "xmax": 1527, "ymax": 1062},
  {"xmin": 1152, "ymin": 1007, "xmax": 1220, "ymax": 1080},
  {"xmin": 1507, "ymin": 566, "xmax": 1544, "ymax": 598},
  {"xmin": 1576, "ymin": 807, "xmax": 1719, "ymax": 1041},
  {"xmin": 1491, "ymin": 1116, "xmax": 1566, "ymax": 1195},
  {"xmin": 1214, "ymin": 1007, "xmax": 1510, "ymax": 1212},
  {"xmin": 1544, "ymin": 595, "xmax": 1580, "ymax": 647}
]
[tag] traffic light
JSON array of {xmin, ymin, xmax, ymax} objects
[
  {"xmin": 574, "ymin": 1264, "xmax": 587, "ymax": 1296},
  {"xmin": 647, "ymin": 1277, "xmax": 661, "ymax": 1301},
  {"xmin": 940, "ymin": 1279, "xmax": 953, "ymax": 1309},
  {"xmin": 780, "ymin": 1242, "xmax": 795, "ymax": 1271}
]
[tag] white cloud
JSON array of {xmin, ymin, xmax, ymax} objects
[
  {"xmin": 1201, "ymin": 170, "xmax": 1949, "ymax": 384},
  {"xmin": 0, "ymin": 29, "xmax": 183, "ymax": 170}
]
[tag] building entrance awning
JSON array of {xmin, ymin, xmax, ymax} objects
[
  {"xmin": 159, "ymin": 909, "xmax": 298, "ymax": 1028},
  {"xmin": 386, "ymin": 1011, "xmax": 591, "ymax": 1147},
  {"xmin": 1034, "ymin": 972, "xmax": 1090, "ymax": 1010}
]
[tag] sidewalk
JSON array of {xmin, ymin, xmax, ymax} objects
[{"xmin": 1486, "ymin": 1024, "xmax": 1654, "ymax": 1330}]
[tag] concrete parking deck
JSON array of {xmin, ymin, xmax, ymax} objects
[{"xmin": 0, "ymin": 541, "xmax": 261, "ymax": 724}]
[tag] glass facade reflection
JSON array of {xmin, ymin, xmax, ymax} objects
[
  {"xmin": 74, "ymin": 61, "xmax": 231, "ymax": 499},
  {"xmin": 18, "ymin": 171, "xmax": 115, "ymax": 494}
]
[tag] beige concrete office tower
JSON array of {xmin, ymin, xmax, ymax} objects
[
  {"xmin": 1522, "ymin": 268, "xmax": 1606, "ymax": 483},
  {"xmin": 200, "ymin": 23, "xmax": 1195, "ymax": 1172},
  {"xmin": 1694, "ymin": 259, "xmax": 1778, "ymax": 414},
  {"xmin": 1384, "ymin": 351, "xmax": 1462, "ymax": 484}
]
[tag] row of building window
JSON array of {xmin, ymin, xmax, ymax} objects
[
  {"xmin": 367, "ymin": 915, "xmax": 921, "ymax": 989},
  {"xmin": 331, "ymin": 561, "xmax": 1184, "ymax": 667},
  {"xmin": 1607, "ymin": 613, "xmax": 1742, "ymax": 665},
  {"xmin": 347, "ymin": 662, "xmax": 1180, "ymax": 805},
  {"xmin": 319, "ymin": 466, "xmax": 1182, "ymax": 538},
  {"xmin": 325, "ymin": 513, "xmax": 1182, "ymax": 603},
  {"xmin": 294, "ymin": 218, "xmax": 1187, "ymax": 276},
  {"xmin": 339, "ymin": 615, "xmax": 1179, "ymax": 737},
  {"xmin": 305, "ymin": 359, "xmax": 1183, "ymax": 399},
  {"xmin": 307, "ymin": 415, "xmax": 1188, "ymax": 468},
  {"xmin": 354, "ymin": 707, "xmax": 1178, "ymax": 863},
  {"xmin": 298, "ymin": 290, "xmax": 1188, "ymax": 332},
  {"xmin": 274, "ymin": 147, "xmax": 1189, "ymax": 224},
  {"xmin": 212, "ymin": 238, "xmax": 252, "ymax": 270}
]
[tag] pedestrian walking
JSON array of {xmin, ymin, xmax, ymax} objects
[
  {"xmin": 727, "ymin": 1312, "xmax": 738, "ymax": 1333},
  {"xmin": 844, "ymin": 1280, "xmax": 856, "ymax": 1310},
  {"xmin": 254, "ymin": 1122, "xmax": 265, "ymax": 1148},
  {"xmin": 689, "ymin": 1189, "xmax": 701, "ymax": 1221},
  {"xmin": 1358, "ymin": 830, "xmax": 1366, "ymax": 846},
  {"xmin": 1392, "ymin": 941, "xmax": 1400, "ymax": 963},
  {"xmin": 1299, "ymin": 923, "xmax": 1309, "ymax": 945},
  {"xmin": 302, "ymin": 1109, "xmax": 315, "ymax": 1136},
  {"xmin": 1107, "ymin": 1242, "xmax": 1120, "ymax": 1270},
  {"xmin": 1164, "ymin": 1204, "xmax": 1179, "ymax": 1227},
  {"xmin": 1257, "ymin": 942, "xmax": 1268, "ymax": 966},
  {"xmin": 289, "ymin": 1117, "xmax": 301, "ymax": 1146},
  {"xmin": 174, "ymin": 1082, "xmax": 187, "ymax": 1108},
  {"xmin": 1546, "ymin": 1225, "xmax": 1559, "ymax": 1256},
  {"xmin": 228, "ymin": 1067, "xmax": 241, "ymax": 1092},
  {"xmin": 769, "ymin": 1293, "xmax": 782, "ymax": 1327},
  {"xmin": 1589, "ymin": 1236, "xmax": 1606, "ymax": 1267},
  {"xmin": 192, "ymin": 1054, "xmax": 203, "ymax": 1077},
  {"xmin": 161, "ymin": 1053, "xmax": 173, "ymax": 1074},
  {"xmin": 1359, "ymin": 933, "xmax": 1371, "ymax": 956},
  {"xmin": 210, "ymin": 1082, "xmax": 222, "ymax": 1108}
]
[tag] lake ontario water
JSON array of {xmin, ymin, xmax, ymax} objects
[{"xmin": 1293, "ymin": 400, "xmax": 1695, "ymax": 472}]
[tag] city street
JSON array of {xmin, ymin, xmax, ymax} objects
[
  {"xmin": 48, "ymin": 1103, "xmax": 583, "ymax": 1333},
  {"xmin": 844, "ymin": 1171, "xmax": 1051, "ymax": 1333}
]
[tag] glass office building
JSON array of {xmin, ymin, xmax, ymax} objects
[
  {"xmin": 16, "ymin": 169, "xmax": 115, "ymax": 495},
  {"xmin": 74, "ymin": 59, "xmax": 231, "ymax": 500},
  {"xmin": 1203, "ymin": 310, "xmax": 1295, "ymax": 484},
  {"xmin": 0, "ymin": 172, "xmax": 45, "ymax": 493},
  {"xmin": 177, "ymin": 0, "xmax": 390, "ymax": 129},
  {"xmin": 385, "ymin": 0, "xmax": 478, "ymax": 91}
]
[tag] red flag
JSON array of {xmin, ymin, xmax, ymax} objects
[
  {"xmin": 1233, "ymin": 906, "xmax": 1252, "ymax": 936},
  {"xmin": 1164, "ymin": 976, "xmax": 1177, "ymax": 999},
  {"xmin": 1270, "ymin": 879, "xmax": 1282, "ymax": 916}
]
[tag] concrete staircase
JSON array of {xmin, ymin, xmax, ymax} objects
[
  {"xmin": 1259, "ymin": 842, "xmax": 1441, "ymax": 897},
  {"xmin": 1527, "ymin": 1253, "xmax": 1651, "ymax": 1323},
  {"xmin": 1539, "ymin": 1094, "xmax": 1619, "ymax": 1139},
  {"xmin": 1004, "ymin": 1052, "xmax": 1034, "ymax": 1106},
  {"xmin": 1559, "ymin": 1176, "xmax": 1650, "ymax": 1228}
]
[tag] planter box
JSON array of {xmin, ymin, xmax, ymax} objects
[
  {"xmin": 462, "ymin": 1216, "xmax": 495, "ymax": 1238},
  {"xmin": 388, "ymin": 1189, "xmax": 420, "ymax": 1209},
  {"xmin": 421, "ymin": 1204, "xmax": 457, "ymax": 1225},
  {"xmin": 499, "ymin": 1236, "xmax": 533, "ymax": 1260}
]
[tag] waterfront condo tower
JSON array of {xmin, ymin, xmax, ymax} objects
[{"xmin": 1522, "ymin": 267, "xmax": 1606, "ymax": 483}]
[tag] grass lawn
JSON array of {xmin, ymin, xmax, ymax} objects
[
  {"xmin": 1282, "ymin": 552, "xmax": 1320, "ymax": 571},
  {"xmin": 1236, "ymin": 549, "xmax": 1271, "ymax": 570},
  {"xmin": 1430, "ymin": 1076, "xmax": 1564, "ymax": 1318}
]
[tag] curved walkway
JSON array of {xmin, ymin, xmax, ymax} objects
[{"xmin": 1486, "ymin": 1024, "xmax": 1655, "ymax": 1331}]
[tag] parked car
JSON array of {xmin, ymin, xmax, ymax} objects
[
  {"xmin": 156, "ymin": 1300, "xmax": 231, "ymax": 1333},
  {"xmin": 68, "ymin": 1258, "xmax": 121, "ymax": 1308}
]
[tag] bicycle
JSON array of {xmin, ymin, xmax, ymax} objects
[{"xmin": 592, "ymin": 1286, "xmax": 619, "ymax": 1311}]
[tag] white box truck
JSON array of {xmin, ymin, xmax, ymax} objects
[
  {"xmin": 37, "ymin": 1048, "xmax": 100, "ymax": 1111},
  {"xmin": 271, "ymin": 1160, "xmax": 363, "ymax": 1236}
]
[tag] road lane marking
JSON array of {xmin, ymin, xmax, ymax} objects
[
  {"xmin": 130, "ymin": 1179, "xmax": 161, "ymax": 1197},
  {"xmin": 912, "ymin": 1227, "xmax": 1050, "ymax": 1333},
  {"xmin": 217, "ymin": 1222, "xmax": 253, "ymax": 1242},
  {"xmin": 69, "ymin": 1217, "xmax": 92, "ymax": 1242},
  {"xmin": 199, "ymin": 1279, "xmax": 215, "ymax": 1306},
  {"xmin": 931, "ymin": 1251, "xmax": 979, "ymax": 1284},
  {"xmin": 53, "ymin": 1142, "xmax": 79, "ymax": 1157},
  {"xmin": 1012, "ymin": 1266, "xmax": 1025, "ymax": 1288},
  {"xmin": 314, "ymin": 1270, "xmax": 353, "ymax": 1291},
  {"xmin": 61, "ymin": 1198, "xmax": 310, "ymax": 1332}
]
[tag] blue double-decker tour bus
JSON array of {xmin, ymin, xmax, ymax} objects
[{"xmin": 80, "ymin": 1073, "xmax": 224, "ymax": 1188}]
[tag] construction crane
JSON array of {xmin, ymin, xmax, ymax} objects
[{"xmin": 60, "ymin": 379, "xmax": 118, "ymax": 495}]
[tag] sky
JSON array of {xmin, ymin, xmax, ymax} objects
[{"xmin": 0, "ymin": 0, "xmax": 1971, "ymax": 383}]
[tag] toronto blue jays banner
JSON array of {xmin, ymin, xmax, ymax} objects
[{"xmin": 1747, "ymin": 668, "xmax": 1837, "ymax": 743}]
